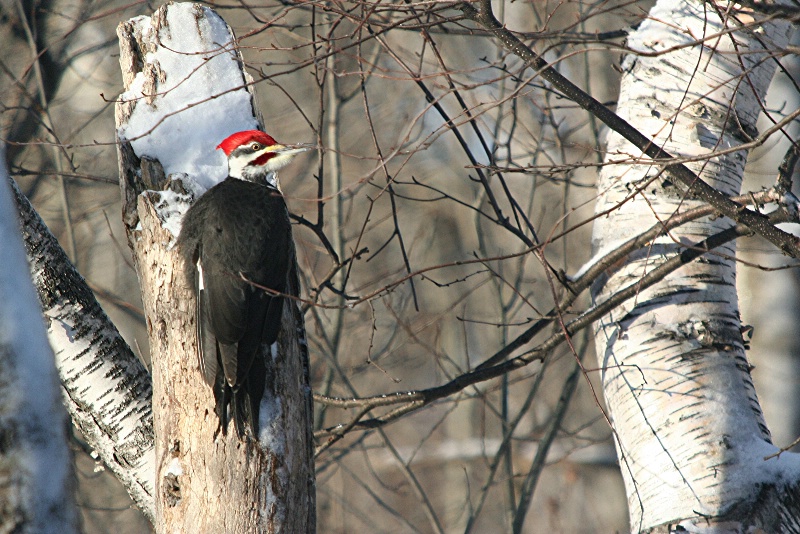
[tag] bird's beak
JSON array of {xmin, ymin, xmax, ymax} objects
[{"xmin": 273, "ymin": 143, "xmax": 315, "ymax": 157}]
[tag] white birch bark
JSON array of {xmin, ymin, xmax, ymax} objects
[
  {"xmin": 591, "ymin": 1, "xmax": 800, "ymax": 531},
  {"xmin": 0, "ymin": 147, "xmax": 79, "ymax": 534},
  {"xmin": 10, "ymin": 176, "xmax": 156, "ymax": 521},
  {"xmin": 115, "ymin": 4, "xmax": 315, "ymax": 532}
]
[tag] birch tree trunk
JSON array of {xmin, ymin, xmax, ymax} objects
[
  {"xmin": 115, "ymin": 4, "xmax": 315, "ymax": 532},
  {"xmin": 11, "ymin": 176, "xmax": 156, "ymax": 521},
  {"xmin": 591, "ymin": 1, "xmax": 800, "ymax": 531},
  {"xmin": 0, "ymin": 149, "xmax": 79, "ymax": 534}
]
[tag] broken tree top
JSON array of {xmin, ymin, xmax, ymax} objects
[{"xmin": 117, "ymin": 3, "xmax": 259, "ymax": 196}]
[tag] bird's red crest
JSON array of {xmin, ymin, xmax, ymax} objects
[{"xmin": 216, "ymin": 130, "xmax": 278, "ymax": 156}]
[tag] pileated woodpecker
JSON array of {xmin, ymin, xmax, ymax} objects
[{"xmin": 177, "ymin": 130, "xmax": 308, "ymax": 438}]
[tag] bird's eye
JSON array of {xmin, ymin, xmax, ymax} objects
[{"xmin": 251, "ymin": 143, "xmax": 261, "ymax": 151}]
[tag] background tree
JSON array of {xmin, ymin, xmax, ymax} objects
[{"xmin": 2, "ymin": 0, "xmax": 800, "ymax": 532}]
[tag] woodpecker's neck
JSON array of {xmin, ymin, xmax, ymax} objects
[{"xmin": 228, "ymin": 160, "xmax": 280, "ymax": 189}]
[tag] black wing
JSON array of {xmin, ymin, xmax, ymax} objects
[{"xmin": 177, "ymin": 178, "xmax": 292, "ymax": 437}]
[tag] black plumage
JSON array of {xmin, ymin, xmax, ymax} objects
[{"xmin": 177, "ymin": 177, "xmax": 292, "ymax": 438}]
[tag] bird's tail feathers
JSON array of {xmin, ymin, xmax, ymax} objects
[
  {"xmin": 213, "ymin": 379, "xmax": 262, "ymax": 439},
  {"xmin": 213, "ymin": 371, "xmax": 232, "ymax": 435},
  {"xmin": 232, "ymin": 386, "xmax": 259, "ymax": 440}
]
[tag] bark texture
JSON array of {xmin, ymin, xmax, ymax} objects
[
  {"xmin": 12, "ymin": 178, "xmax": 156, "ymax": 520},
  {"xmin": 591, "ymin": 1, "xmax": 800, "ymax": 531},
  {"xmin": 115, "ymin": 4, "xmax": 315, "ymax": 533}
]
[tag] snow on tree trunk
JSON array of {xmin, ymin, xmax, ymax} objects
[
  {"xmin": 115, "ymin": 4, "xmax": 315, "ymax": 532},
  {"xmin": 11, "ymin": 176, "xmax": 156, "ymax": 520},
  {"xmin": 0, "ymin": 147, "xmax": 79, "ymax": 534},
  {"xmin": 591, "ymin": 1, "xmax": 800, "ymax": 531}
]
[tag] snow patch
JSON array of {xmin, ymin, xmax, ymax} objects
[
  {"xmin": 165, "ymin": 457, "xmax": 184, "ymax": 477},
  {"xmin": 742, "ymin": 437, "xmax": 800, "ymax": 483},
  {"xmin": 117, "ymin": 3, "xmax": 258, "ymax": 196},
  {"xmin": 258, "ymin": 396, "xmax": 286, "ymax": 456},
  {"xmin": 259, "ymin": 394, "xmax": 288, "ymax": 527},
  {"xmin": 152, "ymin": 188, "xmax": 192, "ymax": 239}
]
